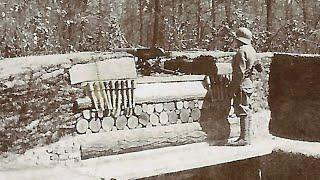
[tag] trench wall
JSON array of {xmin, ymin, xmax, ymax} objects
[
  {"xmin": 269, "ymin": 53, "xmax": 320, "ymax": 141},
  {"xmin": 0, "ymin": 51, "xmax": 272, "ymax": 154}
]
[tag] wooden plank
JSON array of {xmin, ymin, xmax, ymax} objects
[
  {"xmin": 69, "ymin": 57, "xmax": 137, "ymax": 85},
  {"xmin": 135, "ymin": 81, "xmax": 206, "ymax": 103},
  {"xmin": 136, "ymin": 75, "xmax": 206, "ymax": 84}
]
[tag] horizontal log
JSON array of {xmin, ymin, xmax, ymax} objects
[
  {"xmin": 116, "ymin": 115, "xmax": 127, "ymax": 130},
  {"xmin": 80, "ymin": 122, "xmax": 207, "ymax": 159},
  {"xmin": 128, "ymin": 116, "xmax": 139, "ymax": 129},
  {"xmin": 82, "ymin": 110, "xmax": 91, "ymax": 120},
  {"xmin": 89, "ymin": 118, "xmax": 101, "ymax": 133}
]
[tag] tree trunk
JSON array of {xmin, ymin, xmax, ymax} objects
[
  {"xmin": 153, "ymin": 0, "xmax": 160, "ymax": 47},
  {"xmin": 80, "ymin": 122, "xmax": 207, "ymax": 159},
  {"xmin": 139, "ymin": 0, "xmax": 144, "ymax": 45},
  {"xmin": 211, "ymin": 0, "xmax": 216, "ymax": 27},
  {"xmin": 266, "ymin": 0, "xmax": 273, "ymax": 32},
  {"xmin": 196, "ymin": 0, "xmax": 202, "ymax": 44},
  {"xmin": 224, "ymin": 0, "xmax": 232, "ymax": 26}
]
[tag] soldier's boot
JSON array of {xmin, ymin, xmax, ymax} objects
[{"xmin": 230, "ymin": 115, "xmax": 251, "ymax": 146}]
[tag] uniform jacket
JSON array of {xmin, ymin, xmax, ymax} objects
[{"xmin": 231, "ymin": 44, "xmax": 257, "ymax": 94}]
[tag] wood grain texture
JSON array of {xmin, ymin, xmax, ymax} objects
[{"xmin": 80, "ymin": 122, "xmax": 207, "ymax": 159}]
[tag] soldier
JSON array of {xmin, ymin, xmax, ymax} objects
[{"xmin": 228, "ymin": 27, "xmax": 261, "ymax": 146}]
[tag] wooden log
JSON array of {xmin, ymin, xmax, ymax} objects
[
  {"xmin": 168, "ymin": 111, "xmax": 178, "ymax": 124},
  {"xmin": 159, "ymin": 112, "xmax": 169, "ymax": 125},
  {"xmin": 134, "ymin": 105, "xmax": 143, "ymax": 115},
  {"xmin": 97, "ymin": 110, "xmax": 104, "ymax": 118},
  {"xmin": 128, "ymin": 116, "xmax": 139, "ymax": 129},
  {"xmin": 155, "ymin": 103, "xmax": 164, "ymax": 113},
  {"xmin": 146, "ymin": 104, "xmax": 155, "ymax": 115},
  {"xmin": 115, "ymin": 115, "xmax": 127, "ymax": 130},
  {"xmin": 198, "ymin": 100, "xmax": 204, "ymax": 109},
  {"xmin": 191, "ymin": 108, "xmax": 201, "ymax": 121},
  {"xmin": 150, "ymin": 113, "xmax": 159, "ymax": 126},
  {"xmin": 189, "ymin": 101, "xmax": 195, "ymax": 109},
  {"xmin": 183, "ymin": 101, "xmax": 189, "ymax": 109},
  {"xmin": 180, "ymin": 108, "xmax": 190, "ymax": 123},
  {"xmin": 89, "ymin": 118, "xmax": 101, "ymax": 133},
  {"xmin": 142, "ymin": 104, "xmax": 148, "ymax": 112},
  {"xmin": 82, "ymin": 110, "xmax": 91, "ymax": 120},
  {"xmin": 176, "ymin": 101, "xmax": 184, "ymax": 110},
  {"xmin": 76, "ymin": 118, "xmax": 89, "ymax": 134},
  {"xmin": 80, "ymin": 122, "xmax": 207, "ymax": 159},
  {"xmin": 75, "ymin": 96, "xmax": 92, "ymax": 110},
  {"xmin": 102, "ymin": 117, "xmax": 115, "ymax": 131},
  {"xmin": 138, "ymin": 112, "xmax": 150, "ymax": 127}
]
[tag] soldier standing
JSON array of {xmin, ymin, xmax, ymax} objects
[{"xmin": 228, "ymin": 27, "xmax": 259, "ymax": 146}]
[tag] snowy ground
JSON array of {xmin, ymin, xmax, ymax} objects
[{"xmin": 1, "ymin": 110, "xmax": 319, "ymax": 179}]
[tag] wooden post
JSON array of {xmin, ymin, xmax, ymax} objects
[
  {"xmin": 128, "ymin": 116, "xmax": 139, "ymax": 129},
  {"xmin": 115, "ymin": 115, "xmax": 128, "ymax": 130},
  {"xmin": 76, "ymin": 118, "xmax": 89, "ymax": 134},
  {"xmin": 102, "ymin": 117, "xmax": 114, "ymax": 131}
]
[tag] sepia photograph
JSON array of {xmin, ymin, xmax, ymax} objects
[{"xmin": 0, "ymin": 0, "xmax": 319, "ymax": 179}]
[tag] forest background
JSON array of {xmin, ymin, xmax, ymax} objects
[{"xmin": 0, "ymin": 0, "xmax": 319, "ymax": 58}]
